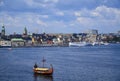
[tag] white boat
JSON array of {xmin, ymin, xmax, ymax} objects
[
  {"xmin": 103, "ymin": 42, "xmax": 109, "ymax": 45},
  {"xmin": 92, "ymin": 42, "xmax": 100, "ymax": 46},
  {"xmin": 69, "ymin": 42, "xmax": 92, "ymax": 47},
  {"xmin": 92, "ymin": 42, "xmax": 109, "ymax": 46}
]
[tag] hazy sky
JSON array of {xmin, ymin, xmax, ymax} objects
[{"xmin": 0, "ymin": 0, "xmax": 120, "ymax": 34}]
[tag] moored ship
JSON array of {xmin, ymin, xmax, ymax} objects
[{"xmin": 69, "ymin": 42, "xmax": 92, "ymax": 47}]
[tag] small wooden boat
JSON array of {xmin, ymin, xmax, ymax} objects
[{"xmin": 33, "ymin": 57, "xmax": 53, "ymax": 75}]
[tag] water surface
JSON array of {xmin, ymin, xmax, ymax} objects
[{"xmin": 0, "ymin": 44, "xmax": 120, "ymax": 81}]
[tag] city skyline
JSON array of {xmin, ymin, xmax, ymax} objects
[{"xmin": 0, "ymin": 0, "xmax": 120, "ymax": 34}]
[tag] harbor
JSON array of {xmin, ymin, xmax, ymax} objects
[
  {"xmin": 0, "ymin": 0, "xmax": 120, "ymax": 81},
  {"xmin": 0, "ymin": 26, "xmax": 120, "ymax": 48}
]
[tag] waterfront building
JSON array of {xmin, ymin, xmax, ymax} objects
[
  {"xmin": 52, "ymin": 38, "xmax": 58, "ymax": 43},
  {"xmin": 0, "ymin": 33, "xmax": 12, "ymax": 47},
  {"xmin": 32, "ymin": 37, "xmax": 35, "ymax": 44},
  {"xmin": 32, "ymin": 33, "xmax": 43, "ymax": 44},
  {"xmin": 85, "ymin": 29, "xmax": 98, "ymax": 35},
  {"xmin": 83, "ymin": 30, "xmax": 98, "ymax": 42},
  {"xmin": 23, "ymin": 37, "xmax": 32, "ymax": 46},
  {"xmin": 11, "ymin": 38, "xmax": 25, "ymax": 47},
  {"xmin": 0, "ymin": 40, "xmax": 11, "ymax": 47},
  {"xmin": 87, "ymin": 34, "xmax": 98, "ymax": 42},
  {"xmin": 117, "ymin": 31, "xmax": 120, "ymax": 35}
]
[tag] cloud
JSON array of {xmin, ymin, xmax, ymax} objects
[
  {"xmin": 75, "ymin": 5, "xmax": 120, "ymax": 19},
  {"xmin": 23, "ymin": 0, "xmax": 46, "ymax": 8},
  {"xmin": 0, "ymin": 0, "xmax": 59, "ymax": 13},
  {"xmin": 55, "ymin": 11, "xmax": 64, "ymax": 16},
  {"xmin": 43, "ymin": 0, "xmax": 59, "ymax": 3},
  {"xmin": 36, "ymin": 20, "xmax": 47, "ymax": 26},
  {"xmin": 73, "ymin": 5, "xmax": 120, "ymax": 32},
  {"xmin": 42, "ymin": 15, "xmax": 49, "ymax": 18},
  {"xmin": 0, "ymin": 12, "xmax": 49, "ymax": 34},
  {"xmin": 56, "ymin": 0, "xmax": 120, "ymax": 10},
  {"xmin": 74, "ymin": 12, "xmax": 81, "ymax": 17},
  {"xmin": 0, "ymin": 0, "xmax": 120, "ymax": 34},
  {"xmin": 23, "ymin": 0, "xmax": 58, "ymax": 9},
  {"xmin": 95, "ymin": 5, "xmax": 120, "ymax": 19},
  {"xmin": 0, "ymin": 0, "xmax": 4, "ymax": 6}
]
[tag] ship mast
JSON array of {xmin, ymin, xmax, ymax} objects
[{"xmin": 42, "ymin": 57, "xmax": 46, "ymax": 67}]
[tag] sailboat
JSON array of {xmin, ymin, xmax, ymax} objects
[{"xmin": 33, "ymin": 57, "xmax": 53, "ymax": 75}]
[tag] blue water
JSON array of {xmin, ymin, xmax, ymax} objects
[{"xmin": 0, "ymin": 44, "xmax": 120, "ymax": 81}]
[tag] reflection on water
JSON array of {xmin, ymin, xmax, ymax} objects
[{"xmin": 33, "ymin": 74, "xmax": 53, "ymax": 81}]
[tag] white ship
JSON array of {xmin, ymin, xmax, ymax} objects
[
  {"xmin": 69, "ymin": 42, "xmax": 92, "ymax": 47},
  {"xmin": 92, "ymin": 42, "xmax": 109, "ymax": 46}
]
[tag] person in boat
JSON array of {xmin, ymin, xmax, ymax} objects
[{"xmin": 34, "ymin": 63, "xmax": 38, "ymax": 68}]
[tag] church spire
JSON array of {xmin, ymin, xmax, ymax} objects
[
  {"xmin": 23, "ymin": 27, "xmax": 27, "ymax": 35},
  {"xmin": 1, "ymin": 24, "xmax": 5, "ymax": 36}
]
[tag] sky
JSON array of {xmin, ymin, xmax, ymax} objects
[{"xmin": 0, "ymin": 0, "xmax": 120, "ymax": 34}]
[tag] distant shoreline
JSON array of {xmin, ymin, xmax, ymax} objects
[{"xmin": 0, "ymin": 43, "xmax": 119, "ymax": 48}]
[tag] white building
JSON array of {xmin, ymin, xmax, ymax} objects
[
  {"xmin": 85, "ymin": 29, "xmax": 98, "ymax": 35},
  {"xmin": 0, "ymin": 40, "xmax": 11, "ymax": 47}
]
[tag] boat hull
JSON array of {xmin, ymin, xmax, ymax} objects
[
  {"xmin": 69, "ymin": 42, "xmax": 92, "ymax": 47},
  {"xmin": 33, "ymin": 68, "xmax": 53, "ymax": 75}
]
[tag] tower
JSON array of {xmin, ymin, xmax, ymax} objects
[
  {"xmin": 23, "ymin": 27, "xmax": 27, "ymax": 35},
  {"xmin": 1, "ymin": 25, "xmax": 5, "ymax": 36}
]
